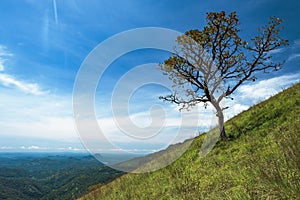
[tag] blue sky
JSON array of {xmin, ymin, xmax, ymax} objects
[{"xmin": 0, "ymin": 0, "xmax": 299, "ymax": 153}]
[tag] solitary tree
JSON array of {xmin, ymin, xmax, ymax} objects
[{"xmin": 159, "ymin": 11, "xmax": 288, "ymax": 140}]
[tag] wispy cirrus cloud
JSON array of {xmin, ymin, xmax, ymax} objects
[
  {"xmin": 287, "ymin": 54, "xmax": 300, "ymax": 62},
  {"xmin": 0, "ymin": 45, "xmax": 47, "ymax": 95},
  {"xmin": 293, "ymin": 39, "xmax": 300, "ymax": 46},
  {"xmin": 268, "ymin": 48, "xmax": 285, "ymax": 55},
  {"xmin": 0, "ymin": 74, "xmax": 46, "ymax": 95},
  {"xmin": 0, "ymin": 45, "xmax": 13, "ymax": 71},
  {"xmin": 286, "ymin": 39, "xmax": 300, "ymax": 62},
  {"xmin": 267, "ymin": 39, "xmax": 300, "ymax": 63}
]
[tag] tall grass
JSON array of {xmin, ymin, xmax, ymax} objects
[{"xmin": 80, "ymin": 83, "xmax": 300, "ymax": 200}]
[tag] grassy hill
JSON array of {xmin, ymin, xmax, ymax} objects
[{"xmin": 80, "ymin": 83, "xmax": 300, "ymax": 200}]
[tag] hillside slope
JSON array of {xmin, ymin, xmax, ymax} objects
[{"xmin": 80, "ymin": 83, "xmax": 300, "ymax": 200}]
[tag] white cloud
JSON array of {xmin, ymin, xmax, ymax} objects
[
  {"xmin": 0, "ymin": 145, "xmax": 85, "ymax": 152},
  {"xmin": 0, "ymin": 45, "xmax": 13, "ymax": 71},
  {"xmin": 0, "ymin": 117, "xmax": 76, "ymax": 140},
  {"xmin": 237, "ymin": 73, "xmax": 300, "ymax": 103},
  {"xmin": 269, "ymin": 48, "xmax": 285, "ymax": 55},
  {"xmin": 28, "ymin": 145, "xmax": 41, "ymax": 150},
  {"xmin": 0, "ymin": 74, "xmax": 46, "ymax": 95},
  {"xmin": 232, "ymin": 103, "xmax": 249, "ymax": 113},
  {"xmin": 0, "ymin": 146, "xmax": 13, "ymax": 150},
  {"xmin": 0, "ymin": 88, "xmax": 77, "ymax": 141},
  {"xmin": 90, "ymin": 104, "xmax": 216, "ymax": 149},
  {"xmin": 293, "ymin": 39, "xmax": 300, "ymax": 46},
  {"xmin": 219, "ymin": 73, "xmax": 300, "ymax": 120},
  {"xmin": 0, "ymin": 45, "xmax": 46, "ymax": 95},
  {"xmin": 288, "ymin": 54, "xmax": 300, "ymax": 62},
  {"xmin": 0, "ymin": 60, "xmax": 4, "ymax": 71},
  {"xmin": 222, "ymin": 102, "xmax": 249, "ymax": 120}
]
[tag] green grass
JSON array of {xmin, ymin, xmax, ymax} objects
[{"xmin": 80, "ymin": 83, "xmax": 300, "ymax": 200}]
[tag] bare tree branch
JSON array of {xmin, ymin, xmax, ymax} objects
[{"xmin": 159, "ymin": 12, "xmax": 288, "ymax": 140}]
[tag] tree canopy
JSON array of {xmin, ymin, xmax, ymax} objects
[{"xmin": 160, "ymin": 11, "xmax": 288, "ymax": 140}]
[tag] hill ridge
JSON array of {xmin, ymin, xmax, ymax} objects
[{"xmin": 80, "ymin": 83, "xmax": 300, "ymax": 200}]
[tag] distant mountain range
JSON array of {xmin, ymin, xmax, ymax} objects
[{"xmin": 0, "ymin": 153, "xmax": 123, "ymax": 200}]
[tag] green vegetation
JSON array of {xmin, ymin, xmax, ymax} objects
[
  {"xmin": 0, "ymin": 154, "xmax": 123, "ymax": 200},
  {"xmin": 80, "ymin": 83, "xmax": 300, "ymax": 200}
]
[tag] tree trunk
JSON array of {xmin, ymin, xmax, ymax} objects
[
  {"xmin": 217, "ymin": 110, "xmax": 227, "ymax": 140},
  {"xmin": 212, "ymin": 102, "xmax": 227, "ymax": 140}
]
